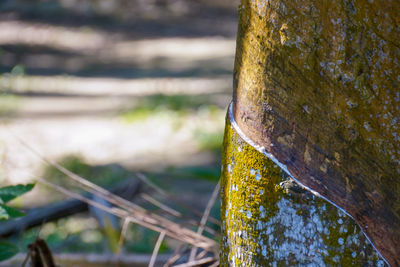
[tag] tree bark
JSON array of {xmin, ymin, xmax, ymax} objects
[{"xmin": 221, "ymin": 0, "xmax": 399, "ymax": 266}]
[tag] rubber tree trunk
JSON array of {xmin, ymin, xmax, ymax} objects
[{"xmin": 221, "ymin": 0, "xmax": 399, "ymax": 266}]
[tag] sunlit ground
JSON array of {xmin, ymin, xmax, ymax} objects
[{"xmin": 0, "ymin": 0, "xmax": 238, "ymax": 263}]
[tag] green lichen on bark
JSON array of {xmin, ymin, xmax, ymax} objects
[{"xmin": 220, "ymin": 116, "xmax": 386, "ymax": 266}]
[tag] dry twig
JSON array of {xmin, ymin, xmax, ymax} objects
[
  {"xmin": 149, "ymin": 231, "xmax": 166, "ymax": 267},
  {"xmin": 189, "ymin": 181, "xmax": 220, "ymax": 262},
  {"xmin": 137, "ymin": 173, "xmax": 220, "ymax": 226},
  {"xmin": 163, "ymin": 246, "xmax": 187, "ymax": 267},
  {"xmin": 140, "ymin": 193, "xmax": 182, "ymax": 217},
  {"xmin": 118, "ymin": 218, "xmax": 131, "ymax": 254}
]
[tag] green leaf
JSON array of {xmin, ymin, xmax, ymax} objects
[
  {"xmin": 0, "ymin": 241, "xmax": 19, "ymax": 261},
  {"xmin": 0, "ymin": 183, "xmax": 35, "ymax": 203},
  {"xmin": 0, "ymin": 205, "xmax": 25, "ymax": 220}
]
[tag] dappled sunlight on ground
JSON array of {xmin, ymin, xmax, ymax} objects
[{"xmin": 0, "ymin": 21, "xmax": 235, "ymax": 78}]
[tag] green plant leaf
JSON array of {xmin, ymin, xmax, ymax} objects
[
  {"xmin": 0, "ymin": 204, "xmax": 25, "ymax": 220},
  {"xmin": 0, "ymin": 183, "xmax": 35, "ymax": 203},
  {"xmin": 0, "ymin": 241, "xmax": 19, "ymax": 261}
]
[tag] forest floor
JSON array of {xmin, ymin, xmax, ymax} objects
[{"xmin": 0, "ymin": 0, "xmax": 238, "ymax": 262}]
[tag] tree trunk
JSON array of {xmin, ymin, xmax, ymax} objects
[{"xmin": 221, "ymin": 0, "xmax": 399, "ymax": 266}]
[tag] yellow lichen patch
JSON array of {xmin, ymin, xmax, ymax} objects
[{"xmin": 279, "ymin": 23, "xmax": 290, "ymax": 45}]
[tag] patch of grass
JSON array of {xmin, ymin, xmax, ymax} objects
[
  {"xmin": 163, "ymin": 165, "xmax": 221, "ymax": 182},
  {"xmin": 179, "ymin": 166, "xmax": 221, "ymax": 182},
  {"xmin": 122, "ymin": 107, "xmax": 155, "ymax": 122},
  {"xmin": 121, "ymin": 93, "xmax": 223, "ymax": 123},
  {"xmin": 142, "ymin": 94, "xmax": 206, "ymax": 111}
]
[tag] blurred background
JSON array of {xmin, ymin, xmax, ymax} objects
[{"xmin": 0, "ymin": 0, "xmax": 238, "ymax": 265}]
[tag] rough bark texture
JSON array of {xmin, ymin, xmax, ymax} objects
[
  {"xmin": 230, "ymin": 0, "xmax": 399, "ymax": 265},
  {"xmin": 220, "ymin": 115, "xmax": 386, "ymax": 266}
]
